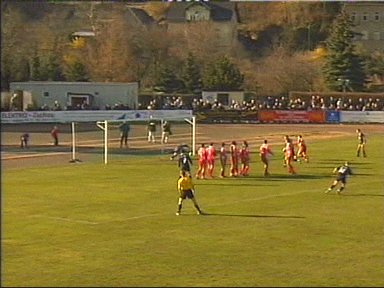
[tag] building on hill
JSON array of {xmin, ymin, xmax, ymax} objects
[
  {"xmin": 70, "ymin": 6, "xmax": 155, "ymax": 46},
  {"xmin": 164, "ymin": 1, "xmax": 238, "ymax": 51},
  {"xmin": 344, "ymin": 1, "xmax": 384, "ymax": 53},
  {"xmin": 125, "ymin": 7, "xmax": 156, "ymax": 29}
]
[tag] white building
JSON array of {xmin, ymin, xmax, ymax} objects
[
  {"xmin": 9, "ymin": 81, "xmax": 139, "ymax": 111},
  {"xmin": 344, "ymin": 1, "xmax": 384, "ymax": 53}
]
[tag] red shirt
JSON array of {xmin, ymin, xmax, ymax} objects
[
  {"xmin": 298, "ymin": 139, "xmax": 306, "ymax": 148},
  {"xmin": 51, "ymin": 128, "xmax": 59, "ymax": 137},
  {"xmin": 240, "ymin": 147, "xmax": 250, "ymax": 162},
  {"xmin": 198, "ymin": 147, "xmax": 207, "ymax": 163},
  {"xmin": 230, "ymin": 144, "xmax": 238, "ymax": 160},
  {"xmin": 206, "ymin": 145, "xmax": 216, "ymax": 161}
]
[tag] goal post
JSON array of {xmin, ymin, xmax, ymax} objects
[
  {"xmin": 96, "ymin": 120, "xmax": 109, "ymax": 165},
  {"xmin": 69, "ymin": 121, "xmax": 82, "ymax": 163},
  {"xmin": 96, "ymin": 115, "xmax": 196, "ymax": 165}
]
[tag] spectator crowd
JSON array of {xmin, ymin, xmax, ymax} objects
[{"xmin": 4, "ymin": 94, "xmax": 384, "ymax": 112}]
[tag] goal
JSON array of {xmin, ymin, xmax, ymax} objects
[{"xmin": 94, "ymin": 115, "xmax": 197, "ymax": 164}]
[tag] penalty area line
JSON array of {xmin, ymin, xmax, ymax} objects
[
  {"xmin": 25, "ymin": 181, "xmax": 381, "ymax": 225},
  {"xmin": 29, "ymin": 214, "xmax": 99, "ymax": 225},
  {"xmin": 28, "ymin": 191, "xmax": 310, "ymax": 226},
  {"xmin": 99, "ymin": 190, "xmax": 308, "ymax": 224}
]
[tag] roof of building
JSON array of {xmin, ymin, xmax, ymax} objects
[
  {"xmin": 126, "ymin": 7, "xmax": 155, "ymax": 27},
  {"xmin": 166, "ymin": 1, "xmax": 236, "ymax": 22},
  {"xmin": 10, "ymin": 81, "xmax": 138, "ymax": 86},
  {"xmin": 72, "ymin": 31, "xmax": 96, "ymax": 37}
]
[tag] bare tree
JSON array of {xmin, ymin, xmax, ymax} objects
[
  {"xmin": 85, "ymin": 14, "xmax": 135, "ymax": 82},
  {"xmin": 165, "ymin": 21, "xmax": 236, "ymax": 81},
  {"xmin": 248, "ymin": 49, "xmax": 322, "ymax": 95}
]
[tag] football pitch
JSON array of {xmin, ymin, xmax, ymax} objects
[{"xmin": 2, "ymin": 127, "xmax": 384, "ymax": 287}]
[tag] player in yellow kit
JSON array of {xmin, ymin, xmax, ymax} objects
[
  {"xmin": 356, "ymin": 128, "xmax": 367, "ymax": 157},
  {"xmin": 176, "ymin": 171, "xmax": 204, "ymax": 216}
]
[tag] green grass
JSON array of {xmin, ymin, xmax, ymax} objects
[{"xmin": 2, "ymin": 135, "xmax": 384, "ymax": 287}]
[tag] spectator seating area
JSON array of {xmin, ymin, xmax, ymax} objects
[{"xmin": 3, "ymin": 94, "xmax": 384, "ymax": 112}]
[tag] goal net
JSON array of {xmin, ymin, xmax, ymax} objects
[{"xmin": 93, "ymin": 115, "xmax": 196, "ymax": 164}]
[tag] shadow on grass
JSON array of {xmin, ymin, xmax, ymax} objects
[
  {"xmin": 351, "ymin": 161, "xmax": 372, "ymax": 165},
  {"xmin": 317, "ymin": 160, "xmax": 372, "ymax": 166},
  {"xmin": 194, "ymin": 174, "xmax": 330, "ymax": 184},
  {"xmin": 353, "ymin": 173, "xmax": 374, "ymax": 176},
  {"xmin": 195, "ymin": 181, "xmax": 276, "ymax": 187},
  {"xmin": 316, "ymin": 159, "xmax": 347, "ymax": 163},
  {"xmin": 201, "ymin": 213, "xmax": 305, "ymax": 219},
  {"xmin": 240, "ymin": 174, "xmax": 331, "ymax": 180}
]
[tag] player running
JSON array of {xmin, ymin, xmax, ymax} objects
[
  {"xmin": 283, "ymin": 135, "xmax": 296, "ymax": 174},
  {"xmin": 296, "ymin": 135, "xmax": 309, "ymax": 163},
  {"xmin": 259, "ymin": 139, "xmax": 274, "ymax": 176},
  {"xmin": 325, "ymin": 161, "xmax": 353, "ymax": 195}
]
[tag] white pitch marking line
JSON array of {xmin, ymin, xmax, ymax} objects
[
  {"xmin": 99, "ymin": 190, "xmax": 307, "ymax": 224},
  {"xmin": 2, "ymin": 152, "xmax": 69, "ymax": 160},
  {"xmin": 29, "ymin": 214, "xmax": 99, "ymax": 225},
  {"xmin": 15, "ymin": 167, "xmax": 321, "ymax": 226},
  {"xmin": 27, "ymin": 190, "xmax": 310, "ymax": 226},
  {"xmin": 99, "ymin": 183, "xmax": 380, "ymax": 224}
]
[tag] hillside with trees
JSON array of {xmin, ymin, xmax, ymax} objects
[{"xmin": 1, "ymin": 1, "xmax": 383, "ymax": 96}]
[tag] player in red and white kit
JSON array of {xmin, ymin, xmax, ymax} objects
[
  {"xmin": 206, "ymin": 143, "xmax": 217, "ymax": 178},
  {"xmin": 296, "ymin": 135, "xmax": 309, "ymax": 163},
  {"xmin": 239, "ymin": 140, "xmax": 250, "ymax": 176},
  {"xmin": 283, "ymin": 135, "xmax": 296, "ymax": 174},
  {"xmin": 196, "ymin": 143, "xmax": 208, "ymax": 179},
  {"xmin": 229, "ymin": 141, "xmax": 239, "ymax": 177},
  {"xmin": 259, "ymin": 139, "xmax": 274, "ymax": 176},
  {"xmin": 219, "ymin": 142, "xmax": 227, "ymax": 178}
]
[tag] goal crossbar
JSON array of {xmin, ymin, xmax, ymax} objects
[{"xmin": 96, "ymin": 116, "xmax": 196, "ymax": 164}]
